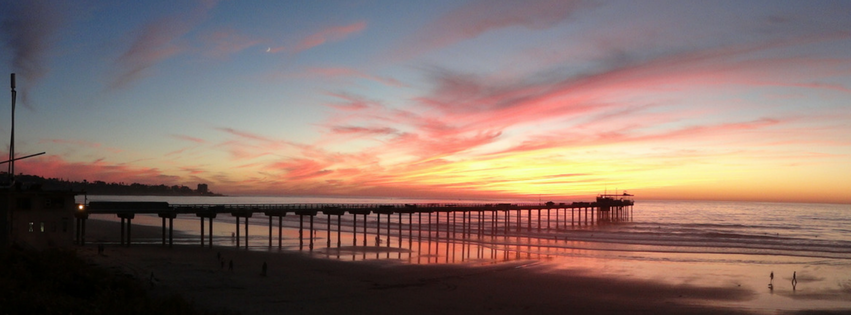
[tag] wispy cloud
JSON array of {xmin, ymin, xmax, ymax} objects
[
  {"xmin": 0, "ymin": 0, "xmax": 63, "ymax": 108},
  {"xmin": 40, "ymin": 139, "xmax": 123, "ymax": 154},
  {"xmin": 294, "ymin": 21, "xmax": 366, "ymax": 53},
  {"xmin": 306, "ymin": 67, "xmax": 405, "ymax": 87},
  {"xmin": 108, "ymin": 1, "xmax": 216, "ymax": 90},
  {"xmin": 391, "ymin": 0, "xmax": 588, "ymax": 60},
  {"xmin": 171, "ymin": 134, "xmax": 207, "ymax": 144},
  {"xmin": 200, "ymin": 28, "xmax": 262, "ymax": 59},
  {"xmin": 17, "ymin": 154, "xmax": 178, "ymax": 185},
  {"xmin": 266, "ymin": 21, "xmax": 367, "ymax": 54}
]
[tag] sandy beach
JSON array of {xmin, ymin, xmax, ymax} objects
[
  {"xmin": 73, "ymin": 219, "xmax": 830, "ymax": 315},
  {"xmin": 81, "ymin": 245, "xmax": 766, "ymax": 315}
]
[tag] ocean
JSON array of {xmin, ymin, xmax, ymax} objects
[{"xmin": 79, "ymin": 196, "xmax": 851, "ymax": 312}]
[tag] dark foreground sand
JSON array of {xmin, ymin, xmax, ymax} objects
[
  {"xmin": 76, "ymin": 219, "xmax": 778, "ymax": 315},
  {"xmin": 81, "ymin": 245, "xmax": 764, "ymax": 315}
]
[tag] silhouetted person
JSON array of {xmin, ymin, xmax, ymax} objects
[
  {"xmin": 217, "ymin": 251, "xmax": 221, "ymax": 260},
  {"xmin": 769, "ymin": 271, "xmax": 774, "ymax": 290},
  {"xmin": 98, "ymin": 244, "xmax": 104, "ymax": 255},
  {"xmin": 228, "ymin": 259, "xmax": 234, "ymax": 272},
  {"xmin": 792, "ymin": 271, "xmax": 797, "ymax": 290},
  {"xmin": 262, "ymin": 262, "xmax": 267, "ymax": 277}
]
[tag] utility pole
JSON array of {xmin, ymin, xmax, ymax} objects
[{"xmin": 8, "ymin": 73, "xmax": 15, "ymax": 184}]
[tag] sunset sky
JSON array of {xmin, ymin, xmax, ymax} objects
[{"xmin": 1, "ymin": 0, "xmax": 849, "ymax": 203}]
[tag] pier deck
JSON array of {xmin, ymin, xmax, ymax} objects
[{"xmin": 74, "ymin": 195, "xmax": 634, "ymax": 250}]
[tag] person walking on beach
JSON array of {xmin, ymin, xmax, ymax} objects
[
  {"xmin": 769, "ymin": 271, "xmax": 774, "ymax": 290},
  {"xmin": 262, "ymin": 262, "xmax": 267, "ymax": 277},
  {"xmin": 229, "ymin": 259, "xmax": 234, "ymax": 272},
  {"xmin": 792, "ymin": 271, "xmax": 797, "ymax": 290}
]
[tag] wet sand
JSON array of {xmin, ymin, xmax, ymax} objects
[
  {"xmin": 81, "ymin": 244, "xmax": 762, "ymax": 315},
  {"xmin": 77, "ymin": 219, "xmax": 850, "ymax": 315}
]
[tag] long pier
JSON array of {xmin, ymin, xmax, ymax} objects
[{"xmin": 73, "ymin": 195, "xmax": 634, "ymax": 251}]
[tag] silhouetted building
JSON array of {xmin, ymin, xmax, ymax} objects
[
  {"xmin": 1, "ymin": 186, "xmax": 78, "ymax": 250},
  {"xmin": 197, "ymin": 183, "xmax": 208, "ymax": 194}
]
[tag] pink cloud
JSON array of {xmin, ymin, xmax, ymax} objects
[
  {"xmin": 171, "ymin": 134, "xmax": 206, "ymax": 144},
  {"xmin": 391, "ymin": 0, "xmax": 587, "ymax": 60},
  {"xmin": 40, "ymin": 138, "xmax": 123, "ymax": 154},
  {"xmin": 200, "ymin": 28, "xmax": 262, "ymax": 58},
  {"xmin": 164, "ymin": 147, "xmax": 190, "ymax": 157},
  {"xmin": 180, "ymin": 166, "xmax": 205, "ymax": 175},
  {"xmin": 293, "ymin": 21, "xmax": 367, "ymax": 53},
  {"xmin": 307, "ymin": 67, "xmax": 404, "ymax": 87},
  {"xmin": 265, "ymin": 46, "xmax": 286, "ymax": 54},
  {"xmin": 331, "ymin": 126, "xmax": 399, "ymax": 136},
  {"xmin": 277, "ymin": 31, "xmax": 851, "ymax": 199},
  {"xmin": 266, "ymin": 158, "xmax": 334, "ymax": 181},
  {"xmin": 488, "ymin": 118, "xmax": 785, "ymax": 158},
  {"xmin": 216, "ymin": 127, "xmax": 276, "ymax": 143},
  {"xmin": 323, "ymin": 92, "xmax": 379, "ymax": 111},
  {"xmin": 15, "ymin": 154, "xmax": 178, "ymax": 185},
  {"xmin": 214, "ymin": 127, "xmax": 307, "ymax": 161}
]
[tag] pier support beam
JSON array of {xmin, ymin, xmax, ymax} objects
[
  {"xmin": 527, "ymin": 209, "xmax": 532, "ymax": 233},
  {"xmin": 74, "ymin": 211, "xmax": 88, "ymax": 246},
  {"xmin": 298, "ymin": 215, "xmax": 303, "ymax": 250},
  {"xmin": 154, "ymin": 212, "xmax": 176, "ymax": 248},
  {"xmin": 193, "ymin": 211, "xmax": 217, "ymax": 248},
  {"xmin": 117, "ymin": 213, "xmax": 135, "ymax": 247},
  {"xmin": 537, "ymin": 209, "xmax": 541, "ymax": 232},
  {"xmin": 294, "ymin": 211, "xmax": 317, "ymax": 251},
  {"xmin": 231, "ymin": 211, "xmax": 252, "ymax": 249},
  {"xmin": 264, "ymin": 211, "xmax": 286, "ymax": 249},
  {"xmin": 377, "ymin": 213, "xmax": 382, "ymax": 246},
  {"xmin": 200, "ymin": 217, "xmax": 205, "ymax": 247},
  {"xmin": 327, "ymin": 214, "xmax": 332, "ymax": 248},
  {"xmin": 362, "ymin": 214, "xmax": 367, "ymax": 246},
  {"xmin": 119, "ymin": 217, "xmax": 125, "ymax": 246}
]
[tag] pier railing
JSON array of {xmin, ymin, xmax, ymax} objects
[{"xmin": 85, "ymin": 200, "xmax": 634, "ymax": 215}]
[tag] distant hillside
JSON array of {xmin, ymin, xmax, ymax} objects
[{"xmin": 5, "ymin": 174, "xmax": 223, "ymax": 196}]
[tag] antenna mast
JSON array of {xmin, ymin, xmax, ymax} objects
[{"xmin": 9, "ymin": 73, "xmax": 15, "ymax": 183}]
